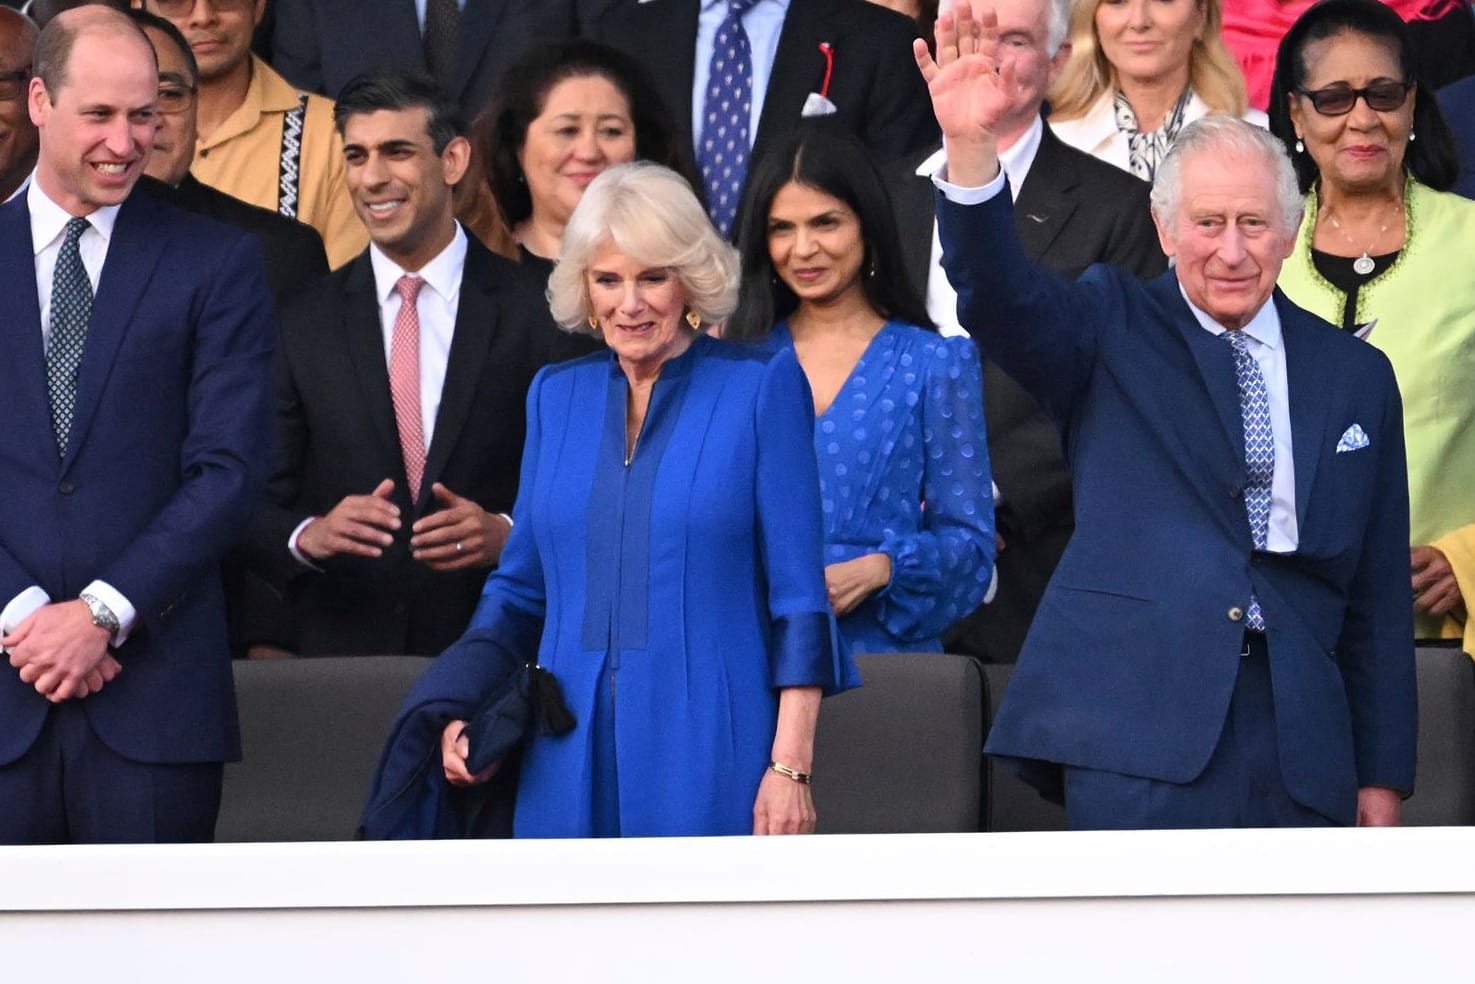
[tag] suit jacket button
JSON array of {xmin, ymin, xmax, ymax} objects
[
  {"xmin": 58, "ymin": 480, "xmax": 75, "ymax": 495},
  {"xmin": 1227, "ymin": 606, "xmax": 1244, "ymax": 622}
]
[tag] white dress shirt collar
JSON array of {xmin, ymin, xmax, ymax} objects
[
  {"xmin": 27, "ymin": 174, "xmax": 121, "ymax": 254},
  {"xmin": 369, "ymin": 223, "xmax": 468, "ymax": 307},
  {"xmin": 1178, "ymin": 283, "xmax": 1282, "ymax": 352}
]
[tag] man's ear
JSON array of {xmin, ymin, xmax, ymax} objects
[
  {"xmin": 441, "ymin": 134, "xmax": 472, "ymax": 186},
  {"xmin": 1151, "ymin": 205, "xmax": 1176, "ymax": 261},
  {"xmin": 27, "ymin": 75, "xmax": 48, "ymax": 129},
  {"xmin": 1045, "ymin": 41, "xmax": 1071, "ymax": 91}
]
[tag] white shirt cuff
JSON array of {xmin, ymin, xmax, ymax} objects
[
  {"xmin": 932, "ymin": 162, "xmax": 1008, "ymax": 204},
  {"xmin": 288, "ymin": 517, "xmax": 325, "ymax": 571},
  {"xmin": 497, "ymin": 512, "xmax": 513, "ymax": 529},
  {"xmin": 83, "ymin": 580, "xmax": 137, "ymax": 646},
  {"xmin": 1, "ymin": 586, "xmax": 51, "ymax": 647}
]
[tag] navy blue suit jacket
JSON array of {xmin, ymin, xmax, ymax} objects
[
  {"xmin": 1437, "ymin": 74, "xmax": 1475, "ymax": 201},
  {"xmin": 0, "ymin": 190, "xmax": 274, "ymax": 769},
  {"xmin": 937, "ymin": 186, "xmax": 1416, "ymax": 824}
]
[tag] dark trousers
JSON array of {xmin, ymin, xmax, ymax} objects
[
  {"xmin": 0, "ymin": 702, "xmax": 223, "ymax": 844},
  {"xmin": 1064, "ymin": 635, "xmax": 1336, "ymax": 830}
]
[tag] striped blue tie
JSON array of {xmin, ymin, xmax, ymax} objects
[
  {"xmin": 697, "ymin": 0, "xmax": 759, "ymax": 238},
  {"xmin": 1224, "ymin": 329, "xmax": 1272, "ymax": 632}
]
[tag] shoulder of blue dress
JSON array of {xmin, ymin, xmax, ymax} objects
[
  {"xmin": 694, "ymin": 331, "xmax": 792, "ymax": 368},
  {"xmin": 888, "ymin": 320, "xmax": 979, "ymax": 367}
]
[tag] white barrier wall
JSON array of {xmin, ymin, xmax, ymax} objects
[{"xmin": 3, "ymin": 829, "xmax": 1473, "ymax": 982}]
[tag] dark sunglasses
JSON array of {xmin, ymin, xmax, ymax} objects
[{"xmin": 1297, "ymin": 80, "xmax": 1413, "ymax": 116}]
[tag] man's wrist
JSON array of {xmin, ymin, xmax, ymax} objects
[{"xmin": 79, "ymin": 592, "xmax": 120, "ymax": 644}]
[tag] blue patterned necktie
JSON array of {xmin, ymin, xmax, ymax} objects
[
  {"xmin": 1224, "ymin": 329, "xmax": 1272, "ymax": 632},
  {"xmin": 698, "ymin": 0, "xmax": 759, "ymax": 238},
  {"xmin": 47, "ymin": 216, "xmax": 93, "ymax": 458}
]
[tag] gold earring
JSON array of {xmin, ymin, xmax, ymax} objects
[
  {"xmin": 588, "ymin": 312, "xmax": 599, "ymax": 331},
  {"xmin": 685, "ymin": 310, "xmax": 702, "ymax": 331}
]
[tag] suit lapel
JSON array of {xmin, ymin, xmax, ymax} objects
[
  {"xmin": 1014, "ymin": 126, "xmax": 1080, "ymax": 261},
  {"xmin": 0, "ymin": 199, "xmax": 58, "ymax": 468},
  {"xmin": 1277, "ymin": 292, "xmax": 1331, "ymax": 531},
  {"xmin": 340, "ymin": 256, "xmax": 406, "ymax": 490},
  {"xmin": 65, "ymin": 194, "xmax": 167, "ymax": 472},
  {"xmin": 1151, "ymin": 274, "xmax": 1243, "ymax": 466},
  {"xmin": 420, "ymin": 242, "xmax": 498, "ymax": 502},
  {"xmin": 632, "ymin": 0, "xmax": 699, "ymax": 167},
  {"xmin": 893, "ymin": 147, "xmax": 938, "ymax": 301},
  {"xmin": 752, "ymin": 0, "xmax": 831, "ymax": 166},
  {"xmin": 456, "ymin": 0, "xmax": 502, "ymax": 105}
]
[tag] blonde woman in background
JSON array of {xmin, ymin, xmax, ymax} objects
[{"xmin": 1048, "ymin": 0, "xmax": 1266, "ymax": 180}]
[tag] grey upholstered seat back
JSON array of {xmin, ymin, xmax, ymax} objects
[
  {"xmin": 217, "ymin": 656, "xmax": 431, "ymax": 842},
  {"xmin": 812, "ymin": 653, "xmax": 984, "ymax": 834},
  {"xmin": 1404, "ymin": 645, "xmax": 1475, "ymax": 826}
]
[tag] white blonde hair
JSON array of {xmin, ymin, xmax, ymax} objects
[{"xmin": 548, "ymin": 162, "xmax": 741, "ymax": 333}]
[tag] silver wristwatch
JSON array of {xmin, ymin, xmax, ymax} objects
[{"xmin": 80, "ymin": 592, "xmax": 120, "ymax": 640}]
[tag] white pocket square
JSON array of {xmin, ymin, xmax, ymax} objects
[
  {"xmin": 1336, "ymin": 423, "xmax": 1370, "ymax": 453},
  {"xmin": 801, "ymin": 92, "xmax": 838, "ymax": 117}
]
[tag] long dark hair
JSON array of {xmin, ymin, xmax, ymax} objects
[
  {"xmin": 475, "ymin": 39, "xmax": 694, "ymax": 228},
  {"xmin": 1267, "ymin": 0, "xmax": 1458, "ymax": 192},
  {"xmin": 725, "ymin": 122, "xmax": 933, "ymax": 342}
]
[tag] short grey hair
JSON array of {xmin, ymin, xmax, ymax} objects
[
  {"xmin": 1150, "ymin": 116, "xmax": 1304, "ymax": 234},
  {"xmin": 1045, "ymin": 0, "xmax": 1069, "ymax": 56},
  {"xmin": 548, "ymin": 162, "xmax": 740, "ymax": 333}
]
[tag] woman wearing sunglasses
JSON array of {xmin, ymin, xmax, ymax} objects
[{"xmin": 1269, "ymin": 0, "xmax": 1475, "ymax": 648}]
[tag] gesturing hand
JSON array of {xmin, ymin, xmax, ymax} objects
[
  {"xmin": 411, "ymin": 483, "xmax": 511, "ymax": 571},
  {"xmin": 912, "ymin": 1, "xmax": 1017, "ymax": 147},
  {"xmin": 298, "ymin": 478, "xmax": 401, "ymax": 561}
]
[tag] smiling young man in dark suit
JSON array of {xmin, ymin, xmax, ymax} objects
[
  {"xmin": 246, "ymin": 69, "xmax": 561, "ymax": 657},
  {"xmin": 921, "ymin": 3, "xmax": 1415, "ymax": 829},
  {"xmin": 889, "ymin": 0, "xmax": 1164, "ymax": 666},
  {"xmin": 0, "ymin": 6, "xmax": 273, "ymax": 843}
]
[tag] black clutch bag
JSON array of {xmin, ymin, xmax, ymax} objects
[{"xmin": 464, "ymin": 662, "xmax": 576, "ymax": 775}]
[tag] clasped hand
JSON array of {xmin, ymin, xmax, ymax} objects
[{"xmin": 4, "ymin": 600, "xmax": 120, "ymax": 702}]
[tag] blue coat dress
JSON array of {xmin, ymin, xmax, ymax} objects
[
  {"xmin": 769, "ymin": 322, "xmax": 995, "ymax": 654},
  {"xmin": 469, "ymin": 334, "xmax": 858, "ymax": 838}
]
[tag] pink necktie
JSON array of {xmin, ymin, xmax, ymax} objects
[{"xmin": 390, "ymin": 275, "xmax": 427, "ymax": 502}]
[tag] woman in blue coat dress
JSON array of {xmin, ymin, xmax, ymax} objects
[
  {"xmin": 438, "ymin": 163, "xmax": 858, "ymax": 838},
  {"xmin": 726, "ymin": 126, "xmax": 996, "ymax": 654}
]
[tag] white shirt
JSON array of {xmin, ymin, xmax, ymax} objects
[
  {"xmin": 0, "ymin": 177, "xmax": 138, "ymax": 646},
  {"xmin": 693, "ymin": 0, "xmax": 789, "ymax": 146},
  {"xmin": 1048, "ymin": 90, "xmax": 1270, "ymax": 176},
  {"xmin": 1180, "ymin": 287, "xmax": 1299, "ymax": 552},
  {"xmin": 933, "ymin": 157, "xmax": 1299, "ymax": 552},
  {"xmin": 920, "ymin": 115, "xmax": 1044, "ymax": 339},
  {"xmin": 368, "ymin": 224, "xmax": 467, "ymax": 444}
]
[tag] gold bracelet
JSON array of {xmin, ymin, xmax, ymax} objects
[{"xmin": 768, "ymin": 760, "xmax": 812, "ymax": 785}]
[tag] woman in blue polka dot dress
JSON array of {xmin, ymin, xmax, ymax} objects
[{"xmin": 727, "ymin": 126, "xmax": 995, "ymax": 654}]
